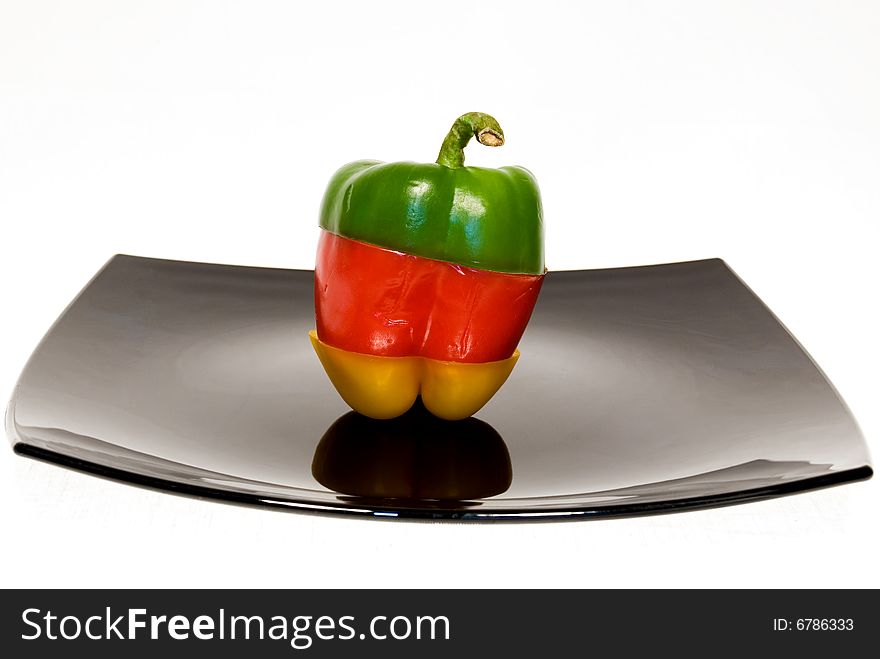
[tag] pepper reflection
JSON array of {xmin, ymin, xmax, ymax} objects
[{"xmin": 312, "ymin": 399, "xmax": 512, "ymax": 503}]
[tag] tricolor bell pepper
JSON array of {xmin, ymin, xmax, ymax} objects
[{"xmin": 310, "ymin": 112, "xmax": 545, "ymax": 420}]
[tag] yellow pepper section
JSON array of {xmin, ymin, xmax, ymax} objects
[{"xmin": 309, "ymin": 330, "xmax": 519, "ymax": 420}]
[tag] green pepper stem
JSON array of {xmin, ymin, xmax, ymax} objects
[{"xmin": 436, "ymin": 112, "xmax": 504, "ymax": 168}]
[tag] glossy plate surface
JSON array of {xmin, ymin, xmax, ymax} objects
[{"xmin": 6, "ymin": 255, "xmax": 872, "ymax": 520}]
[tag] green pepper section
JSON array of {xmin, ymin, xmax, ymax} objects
[{"xmin": 318, "ymin": 113, "xmax": 544, "ymax": 275}]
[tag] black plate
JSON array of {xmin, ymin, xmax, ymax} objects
[{"xmin": 6, "ymin": 255, "xmax": 871, "ymax": 520}]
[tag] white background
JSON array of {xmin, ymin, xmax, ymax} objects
[{"xmin": 1, "ymin": 1, "xmax": 877, "ymax": 588}]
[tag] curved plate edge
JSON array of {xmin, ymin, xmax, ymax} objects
[{"xmin": 13, "ymin": 443, "xmax": 873, "ymax": 523}]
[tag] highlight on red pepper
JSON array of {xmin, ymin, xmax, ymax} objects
[{"xmin": 311, "ymin": 112, "xmax": 545, "ymax": 420}]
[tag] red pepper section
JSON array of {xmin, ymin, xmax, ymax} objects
[{"xmin": 315, "ymin": 231, "xmax": 544, "ymax": 363}]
